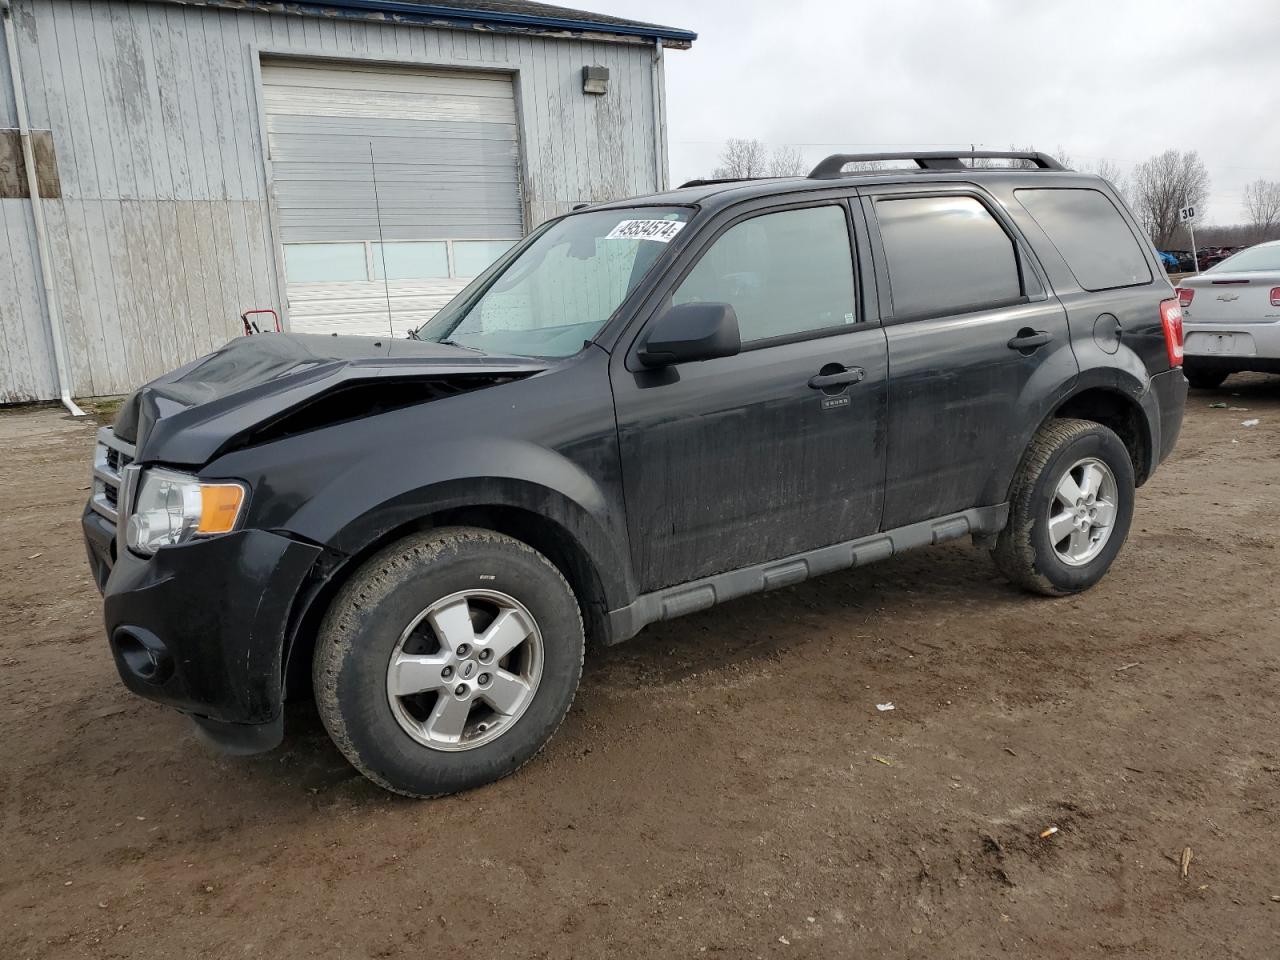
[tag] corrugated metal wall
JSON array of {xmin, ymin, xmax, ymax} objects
[
  {"xmin": 1, "ymin": 0, "xmax": 665, "ymax": 401},
  {"xmin": 1, "ymin": 7, "xmax": 59, "ymax": 404},
  {"xmin": 0, "ymin": 11, "xmax": 11, "ymax": 126}
]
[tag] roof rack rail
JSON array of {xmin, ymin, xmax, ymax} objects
[
  {"xmin": 677, "ymin": 176, "xmax": 772, "ymax": 189},
  {"xmin": 807, "ymin": 151, "xmax": 1065, "ymax": 179}
]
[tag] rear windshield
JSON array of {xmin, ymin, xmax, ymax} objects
[
  {"xmin": 1208, "ymin": 244, "xmax": 1280, "ymax": 273},
  {"xmin": 1016, "ymin": 188, "xmax": 1152, "ymax": 291}
]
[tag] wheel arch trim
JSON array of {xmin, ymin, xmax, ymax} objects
[
  {"xmin": 1036, "ymin": 370, "xmax": 1157, "ymax": 486},
  {"xmin": 279, "ymin": 480, "xmax": 630, "ymax": 699}
]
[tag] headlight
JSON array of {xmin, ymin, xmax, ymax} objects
[{"xmin": 126, "ymin": 468, "xmax": 247, "ymax": 555}]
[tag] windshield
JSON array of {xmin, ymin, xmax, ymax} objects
[
  {"xmin": 1208, "ymin": 244, "xmax": 1280, "ymax": 273},
  {"xmin": 415, "ymin": 207, "xmax": 692, "ymax": 356}
]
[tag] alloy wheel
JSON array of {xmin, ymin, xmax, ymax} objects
[
  {"xmin": 1048, "ymin": 457, "xmax": 1119, "ymax": 567},
  {"xmin": 385, "ymin": 589, "xmax": 544, "ymax": 751}
]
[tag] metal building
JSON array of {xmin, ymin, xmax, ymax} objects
[{"xmin": 0, "ymin": 0, "xmax": 694, "ymax": 405}]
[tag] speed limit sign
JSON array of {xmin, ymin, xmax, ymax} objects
[{"xmin": 1179, "ymin": 205, "xmax": 1196, "ymax": 223}]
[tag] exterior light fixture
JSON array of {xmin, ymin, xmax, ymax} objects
[{"xmin": 582, "ymin": 65, "xmax": 609, "ymax": 95}]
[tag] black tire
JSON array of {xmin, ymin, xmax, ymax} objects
[
  {"xmin": 992, "ymin": 418, "xmax": 1135, "ymax": 597},
  {"xmin": 313, "ymin": 527, "xmax": 584, "ymax": 798},
  {"xmin": 1182, "ymin": 364, "xmax": 1228, "ymax": 390}
]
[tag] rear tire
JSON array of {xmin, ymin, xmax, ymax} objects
[
  {"xmin": 993, "ymin": 418, "xmax": 1135, "ymax": 597},
  {"xmin": 1182, "ymin": 364, "xmax": 1228, "ymax": 390},
  {"xmin": 313, "ymin": 527, "xmax": 584, "ymax": 798}
]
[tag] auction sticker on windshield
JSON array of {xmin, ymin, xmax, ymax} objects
[{"xmin": 604, "ymin": 219, "xmax": 686, "ymax": 243}]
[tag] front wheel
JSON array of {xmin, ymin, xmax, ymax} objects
[
  {"xmin": 992, "ymin": 418, "xmax": 1135, "ymax": 596},
  {"xmin": 313, "ymin": 527, "xmax": 585, "ymax": 797}
]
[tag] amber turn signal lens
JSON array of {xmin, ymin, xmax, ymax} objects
[{"xmin": 197, "ymin": 484, "xmax": 245, "ymax": 534}]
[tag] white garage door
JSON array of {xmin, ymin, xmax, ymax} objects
[{"xmin": 261, "ymin": 58, "xmax": 523, "ymax": 337}]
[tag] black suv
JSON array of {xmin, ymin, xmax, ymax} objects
[{"xmin": 83, "ymin": 151, "xmax": 1188, "ymax": 797}]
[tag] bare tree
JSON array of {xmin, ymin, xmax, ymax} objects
[
  {"xmin": 1129, "ymin": 149, "xmax": 1209, "ymax": 248},
  {"xmin": 1085, "ymin": 158, "xmax": 1124, "ymax": 186},
  {"xmin": 1078, "ymin": 158, "xmax": 1130, "ymax": 207},
  {"xmin": 969, "ymin": 144, "xmax": 1039, "ymax": 169},
  {"xmin": 1196, "ymin": 222, "xmax": 1277, "ymax": 246},
  {"xmin": 767, "ymin": 145, "xmax": 807, "ymax": 178},
  {"xmin": 1052, "ymin": 146, "xmax": 1074, "ymax": 169},
  {"xmin": 711, "ymin": 138, "xmax": 770, "ymax": 179},
  {"xmin": 1243, "ymin": 179, "xmax": 1280, "ymax": 238}
]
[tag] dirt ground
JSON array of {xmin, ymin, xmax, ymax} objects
[{"xmin": 2, "ymin": 378, "xmax": 1278, "ymax": 960}]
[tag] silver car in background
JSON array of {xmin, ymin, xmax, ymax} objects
[{"xmin": 1177, "ymin": 239, "xmax": 1280, "ymax": 389}]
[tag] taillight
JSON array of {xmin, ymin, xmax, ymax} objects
[
  {"xmin": 1271, "ymin": 287, "xmax": 1280, "ymax": 307},
  {"xmin": 1175, "ymin": 287, "xmax": 1194, "ymax": 307},
  {"xmin": 1159, "ymin": 299, "xmax": 1184, "ymax": 367}
]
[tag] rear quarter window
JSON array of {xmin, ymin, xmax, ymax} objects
[{"xmin": 1015, "ymin": 188, "xmax": 1152, "ymax": 291}]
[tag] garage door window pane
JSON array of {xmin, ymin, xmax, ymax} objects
[
  {"xmin": 673, "ymin": 206, "xmax": 857, "ymax": 343},
  {"xmin": 1016, "ymin": 188, "xmax": 1152, "ymax": 291},
  {"xmin": 372, "ymin": 242, "xmax": 449, "ymax": 280},
  {"xmin": 283, "ymin": 243, "xmax": 368, "ymax": 284},
  {"xmin": 876, "ymin": 196, "xmax": 1022, "ymax": 319},
  {"xmin": 454, "ymin": 240, "xmax": 516, "ymax": 278}
]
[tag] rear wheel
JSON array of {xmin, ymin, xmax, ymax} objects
[
  {"xmin": 993, "ymin": 418, "xmax": 1135, "ymax": 596},
  {"xmin": 313, "ymin": 527, "xmax": 584, "ymax": 797},
  {"xmin": 1182, "ymin": 364, "xmax": 1228, "ymax": 390}
]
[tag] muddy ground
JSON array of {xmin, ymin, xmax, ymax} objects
[{"xmin": 1, "ymin": 379, "xmax": 1278, "ymax": 960}]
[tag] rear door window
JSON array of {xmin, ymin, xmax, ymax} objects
[
  {"xmin": 873, "ymin": 196, "xmax": 1022, "ymax": 320},
  {"xmin": 1016, "ymin": 188, "xmax": 1152, "ymax": 291}
]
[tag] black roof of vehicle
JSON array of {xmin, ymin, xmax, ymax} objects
[{"xmin": 594, "ymin": 151, "xmax": 1106, "ymax": 214}]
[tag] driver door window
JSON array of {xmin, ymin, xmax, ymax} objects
[{"xmin": 672, "ymin": 205, "xmax": 858, "ymax": 343}]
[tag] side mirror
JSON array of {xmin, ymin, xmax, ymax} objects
[{"xmin": 636, "ymin": 302, "xmax": 741, "ymax": 368}]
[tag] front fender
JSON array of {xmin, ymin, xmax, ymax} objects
[
  {"xmin": 204, "ymin": 347, "xmax": 634, "ymax": 609},
  {"xmin": 303, "ymin": 444, "xmax": 635, "ymax": 610}
]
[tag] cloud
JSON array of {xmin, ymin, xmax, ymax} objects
[{"xmin": 591, "ymin": 0, "xmax": 1280, "ymax": 223}]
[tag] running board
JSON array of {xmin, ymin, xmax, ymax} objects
[{"xmin": 605, "ymin": 504, "xmax": 1009, "ymax": 644}]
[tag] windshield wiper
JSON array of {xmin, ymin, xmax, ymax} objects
[{"xmin": 439, "ymin": 339, "xmax": 484, "ymax": 353}]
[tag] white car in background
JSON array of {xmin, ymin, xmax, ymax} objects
[{"xmin": 1177, "ymin": 239, "xmax": 1280, "ymax": 389}]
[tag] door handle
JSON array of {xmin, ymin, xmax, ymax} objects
[
  {"xmin": 808, "ymin": 366, "xmax": 866, "ymax": 390},
  {"xmin": 1007, "ymin": 329, "xmax": 1052, "ymax": 353}
]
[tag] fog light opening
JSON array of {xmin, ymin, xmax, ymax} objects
[{"xmin": 113, "ymin": 628, "xmax": 174, "ymax": 684}]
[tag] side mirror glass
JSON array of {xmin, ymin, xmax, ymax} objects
[{"xmin": 636, "ymin": 302, "xmax": 741, "ymax": 368}]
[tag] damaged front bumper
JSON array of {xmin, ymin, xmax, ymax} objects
[{"xmin": 83, "ymin": 506, "xmax": 321, "ymax": 753}]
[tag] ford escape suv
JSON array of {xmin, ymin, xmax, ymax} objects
[{"xmin": 83, "ymin": 151, "xmax": 1188, "ymax": 797}]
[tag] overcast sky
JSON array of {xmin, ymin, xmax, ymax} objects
[{"xmin": 589, "ymin": 0, "xmax": 1280, "ymax": 225}]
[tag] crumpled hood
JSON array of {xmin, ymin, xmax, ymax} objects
[{"xmin": 115, "ymin": 334, "xmax": 547, "ymax": 466}]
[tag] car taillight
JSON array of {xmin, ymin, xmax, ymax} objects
[
  {"xmin": 1271, "ymin": 287, "xmax": 1280, "ymax": 307},
  {"xmin": 1175, "ymin": 287, "xmax": 1194, "ymax": 307},
  {"xmin": 1159, "ymin": 298, "xmax": 1184, "ymax": 368}
]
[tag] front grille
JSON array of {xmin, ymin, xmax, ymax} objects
[{"xmin": 91, "ymin": 427, "xmax": 136, "ymax": 526}]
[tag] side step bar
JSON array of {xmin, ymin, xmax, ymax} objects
[{"xmin": 606, "ymin": 504, "xmax": 1009, "ymax": 643}]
